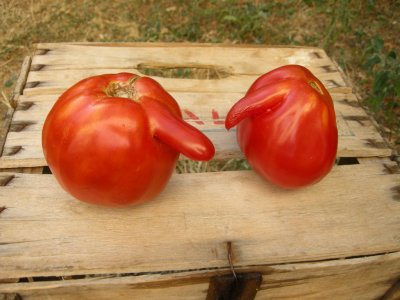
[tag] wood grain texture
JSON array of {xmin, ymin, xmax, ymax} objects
[
  {"xmin": 1, "ymin": 252, "xmax": 399, "ymax": 300},
  {"xmin": 0, "ymin": 161, "xmax": 399, "ymax": 279}
]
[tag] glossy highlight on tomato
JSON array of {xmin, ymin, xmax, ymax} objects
[
  {"xmin": 42, "ymin": 73, "xmax": 215, "ymax": 206},
  {"xmin": 225, "ymin": 65, "xmax": 338, "ymax": 189}
]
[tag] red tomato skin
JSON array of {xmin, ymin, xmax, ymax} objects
[
  {"xmin": 237, "ymin": 83, "xmax": 337, "ymax": 188},
  {"xmin": 42, "ymin": 73, "xmax": 214, "ymax": 206},
  {"xmin": 225, "ymin": 65, "xmax": 338, "ymax": 189}
]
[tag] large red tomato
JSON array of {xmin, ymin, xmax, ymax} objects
[
  {"xmin": 225, "ymin": 65, "xmax": 338, "ymax": 188},
  {"xmin": 42, "ymin": 73, "xmax": 215, "ymax": 206}
]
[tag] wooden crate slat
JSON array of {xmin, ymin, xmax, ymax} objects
[
  {"xmin": 0, "ymin": 119, "xmax": 391, "ymax": 157},
  {"xmin": 9, "ymin": 92, "xmax": 365, "ymax": 124},
  {"xmin": 22, "ymin": 80, "xmax": 350, "ymax": 97},
  {"xmin": 0, "ymin": 131, "xmax": 392, "ymax": 169},
  {"xmin": 0, "ymin": 86, "xmax": 392, "ymax": 168},
  {"xmin": 0, "ymin": 161, "xmax": 399, "ymax": 279},
  {"xmin": 25, "ymin": 70, "xmax": 348, "ymax": 93},
  {"xmin": 1, "ymin": 92, "xmax": 376, "ymax": 132},
  {"xmin": 26, "ymin": 66, "xmax": 345, "ymax": 84},
  {"xmin": 6, "ymin": 93, "xmax": 368, "ymax": 136},
  {"xmin": 31, "ymin": 43, "xmax": 341, "ymax": 76}
]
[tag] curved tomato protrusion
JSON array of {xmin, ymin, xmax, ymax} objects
[{"xmin": 141, "ymin": 97, "xmax": 214, "ymax": 161}]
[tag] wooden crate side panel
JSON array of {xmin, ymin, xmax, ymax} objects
[
  {"xmin": 0, "ymin": 161, "xmax": 399, "ymax": 279},
  {"xmin": 1, "ymin": 252, "xmax": 400, "ymax": 300}
]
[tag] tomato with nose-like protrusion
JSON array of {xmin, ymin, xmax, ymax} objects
[
  {"xmin": 42, "ymin": 73, "xmax": 215, "ymax": 206},
  {"xmin": 225, "ymin": 65, "xmax": 338, "ymax": 189}
]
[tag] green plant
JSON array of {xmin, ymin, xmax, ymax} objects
[
  {"xmin": 363, "ymin": 36, "xmax": 400, "ymax": 133},
  {"xmin": 321, "ymin": 0, "xmax": 354, "ymax": 49}
]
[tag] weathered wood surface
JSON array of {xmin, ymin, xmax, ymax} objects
[
  {"xmin": 0, "ymin": 43, "xmax": 392, "ymax": 168},
  {"xmin": 0, "ymin": 161, "xmax": 399, "ymax": 280},
  {"xmin": 1, "ymin": 252, "xmax": 399, "ymax": 300}
]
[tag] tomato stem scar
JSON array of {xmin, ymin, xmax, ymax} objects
[{"xmin": 105, "ymin": 76, "xmax": 140, "ymax": 101}]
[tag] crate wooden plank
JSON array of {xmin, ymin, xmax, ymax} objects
[
  {"xmin": 5, "ymin": 93, "xmax": 375, "ymax": 135},
  {"xmin": 26, "ymin": 43, "xmax": 349, "ymax": 95},
  {"xmin": 31, "ymin": 43, "xmax": 344, "ymax": 77},
  {"xmin": 0, "ymin": 93, "xmax": 392, "ymax": 169},
  {"xmin": 24, "ymin": 72, "xmax": 349, "ymax": 95},
  {"xmin": 2, "ymin": 92, "xmax": 374, "ymax": 124},
  {"xmin": 0, "ymin": 252, "xmax": 399, "ymax": 300},
  {"xmin": 26, "ymin": 64, "xmax": 345, "ymax": 81},
  {"xmin": 0, "ymin": 161, "xmax": 399, "ymax": 279},
  {"xmin": 24, "ymin": 74, "xmax": 351, "ymax": 95}
]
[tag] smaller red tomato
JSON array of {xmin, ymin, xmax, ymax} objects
[
  {"xmin": 225, "ymin": 65, "xmax": 338, "ymax": 189},
  {"xmin": 42, "ymin": 73, "xmax": 215, "ymax": 206}
]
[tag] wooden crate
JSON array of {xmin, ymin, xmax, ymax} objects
[{"xmin": 0, "ymin": 43, "xmax": 399, "ymax": 299}]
